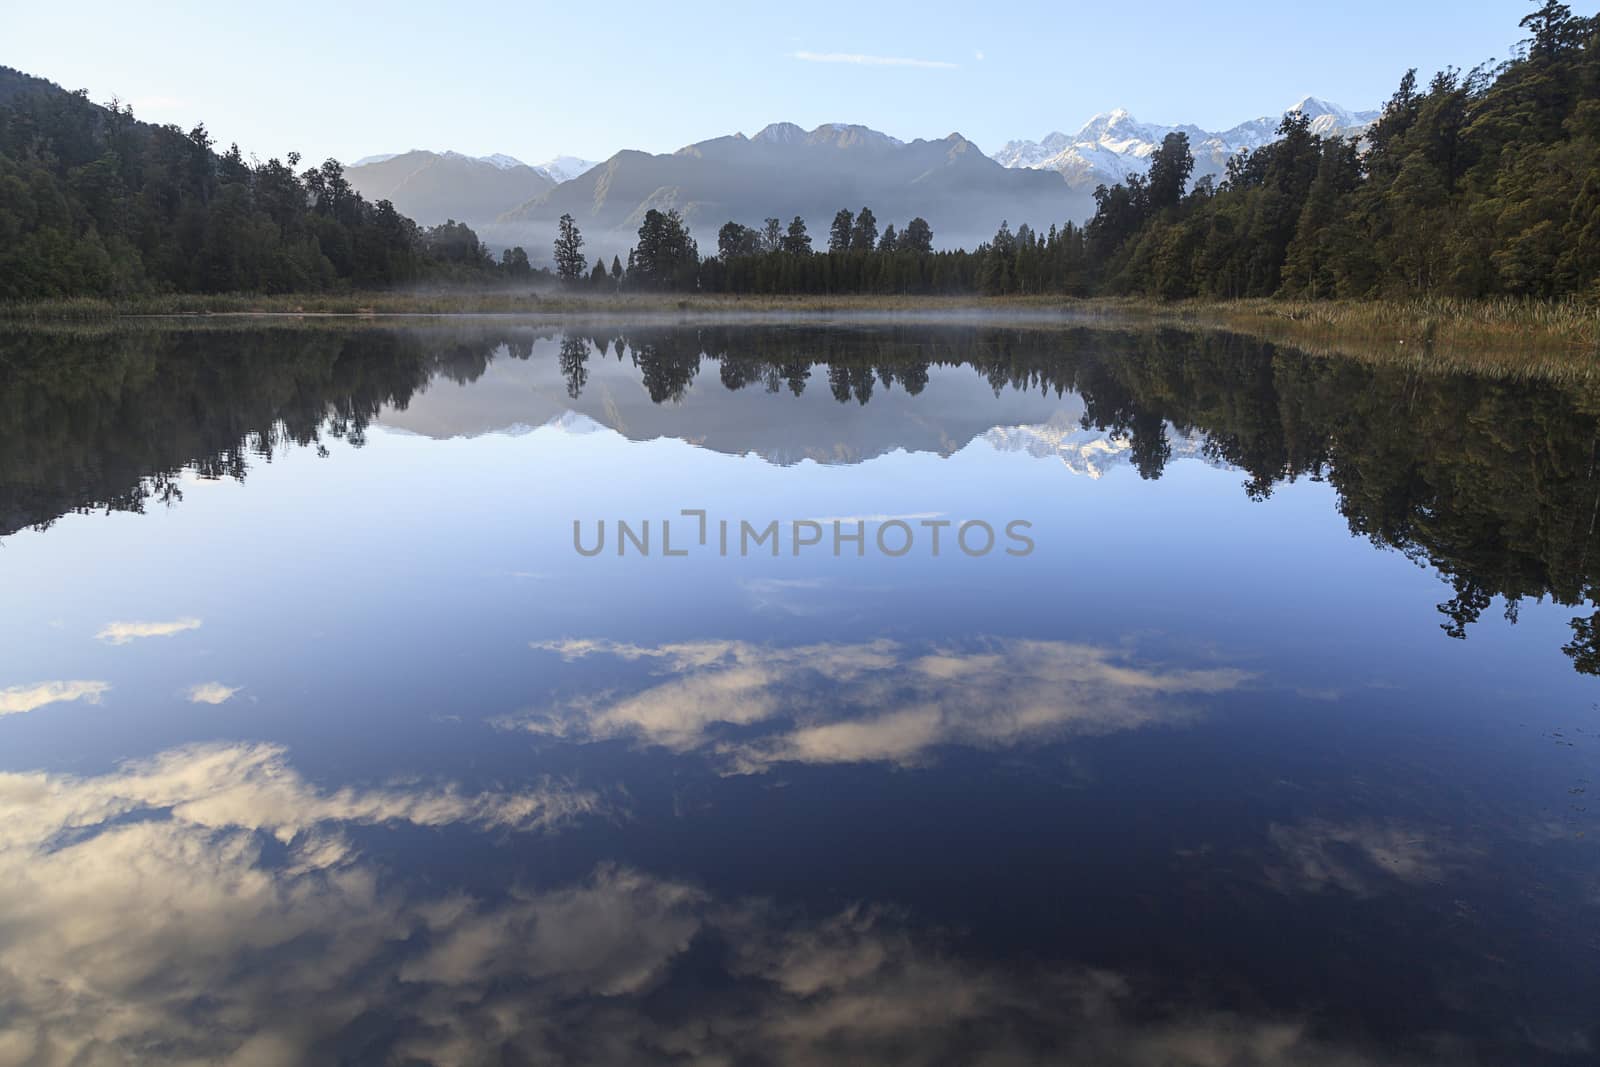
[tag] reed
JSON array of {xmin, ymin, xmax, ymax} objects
[{"xmin": 3, "ymin": 291, "xmax": 1597, "ymax": 383}]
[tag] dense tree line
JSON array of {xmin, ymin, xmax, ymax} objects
[
  {"xmin": 5, "ymin": 2, "xmax": 1592, "ymax": 303},
  {"xmin": 1083, "ymin": 1, "xmax": 1600, "ymax": 300},
  {"xmin": 609, "ymin": 2, "xmax": 1598, "ymax": 301},
  {"xmin": 0, "ymin": 67, "xmax": 541, "ymax": 299}
]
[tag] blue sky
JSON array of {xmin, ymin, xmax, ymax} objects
[{"xmin": 9, "ymin": 0, "xmax": 1529, "ymax": 166}]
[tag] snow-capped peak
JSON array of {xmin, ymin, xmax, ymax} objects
[
  {"xmin": 996, "ymin": 98, "xmax": 1379, "ymax": 191},
  {"xmin": 534, "ymin": 156, "xmax": 600, "ymax": 184},
  {"xmin": 478, "ymin": 153, "xmax": 527, "ymax": 170},
  {"xmin": 754, "ymin": 122, "xmax": 808, "ymax": 144}
]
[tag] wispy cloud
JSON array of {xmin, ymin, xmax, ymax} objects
[
  {"xmin": 511, "ymin": 637, "xmax": 1252, "ymax": 772},
  {"xmin": 187, "ymin": 683, "xmax": 240, "ymax": 705},
  {"xmin": 791, "ymin": 51, "xmax": 958, "ymax": 70},
  {"xmin": 97, "ymin": 618, "xmax": 201, "ymax": 645},
  {"xmin": 0, "ymin": 680, "xmax": 110, "ymax": 717},
  {"xmin": 801, "ymin": 512, "xmax": 945, "ymax": 525}
]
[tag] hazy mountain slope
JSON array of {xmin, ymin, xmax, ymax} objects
[
  {"xmin": 490, "ymin": 123, "xmax": 1092, "ymax": 259},
  {"xmin": 345, "ymin": 150, "xmax": 556, "ymax": 227},
  {"xmin": 996, "ymin": 97, "xmax": 1379, "ymax": 190}
]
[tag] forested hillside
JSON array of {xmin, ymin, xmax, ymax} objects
[
  {"xmin": 694, "ymin": 2, "xmax": 1600, "ymax": 299},
  {"xmin": 1078, "ymin": 1, "xmax": 1600, "ymax": 300},
  {"xmin": 0, "ymin": 67, "xmax": 535, "ymax": 299},
  {"xmin": 2, "ymin": 2, "xmax": 1594, "ymax": 304}
]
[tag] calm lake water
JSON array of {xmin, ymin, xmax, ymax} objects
[{"xmin": 0, "ymin": 320, "xmax": 1596, "ymax": 1065}]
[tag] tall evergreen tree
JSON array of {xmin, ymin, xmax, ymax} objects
[
  {"xmin": 828, "ymin": 209, "xmax": 854, "ymax": 253},
  {"xmin": 553, "ymin": 213, "xmax": 586, "ymax": 282},
  {"xmin": 783, "ymin": 216, "xmax": 812, "ymax": 254},
  {"xmin": 850, "ymin": 207, "xmax": 878, "ymax": 252}
]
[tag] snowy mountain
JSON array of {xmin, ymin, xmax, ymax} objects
[
  {"xmin": 492, "ymin": 121, "xmax": 1088, "ymax": 259},
  {"xmin": 983, "ymin": 411, "xmax": 1213, "ymax": 479},
  {"xmin": 996, "ymin": 97, "xmax": 1379, "ymax": 191},
  {"xmin": 533, "ymin": 155, "xmax": 601, "ymax": 183}
]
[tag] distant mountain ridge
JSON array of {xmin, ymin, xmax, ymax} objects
[
  {"xmin": 344, "ymin": 151, "xmax": 600, "ymax": 228},
  {"xmin": 994, "ymin": 96, "xmax": 1378, "ymax": 190},
  {"xmin": 347, "ymin": 100, "xmax": 1375, "ymax": 256},
  {"xmin": 486, "ymin": 121, "xmax": 1091, "ymax": 259}
]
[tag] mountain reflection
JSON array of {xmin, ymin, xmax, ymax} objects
[
  {"xmin": 4, "ymin": 321, "xmax": 1600, "ymax": 672},
  {"xmin": 0, "ymin": 743, "xmax": 1464, "ymax": 1065}
]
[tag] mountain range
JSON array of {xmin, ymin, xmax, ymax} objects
[
  {"xmin": 994, "ymin": 97, "xmax": 1379, "ymax": 189},
  {"xmin": 349, "ymin": 97, "xmax": 1374, "ymax": 260},
  {"xmin": 482, "ymin": 122, "xmax": 1092, "ymax": 260},
  {"xmin": 344, "ymin": 151, "xmax": 599, "ymax": 228}
]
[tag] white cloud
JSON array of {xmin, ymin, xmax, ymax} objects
[
  {"xmin": 0, "ymin": 747, "xmax": 1434, "ymax": 1065},
  {"xmin": 975, "ymin": 50, "xmax": 986, "ymax": 61},
  {"xmin": 800, "ymin": 511, "xmax": 945, "ymax": 525},
  {"xmin": 96, "ymin": 617, "xmax": 201, "ymax": 645},
  {"xmin": 0, "ymin": 745, "xmax": 609, "ymax": 1064},
  {"xmin": 1265, "ymin": 819, "xmax": 1459, "ymax": 897},
  {"xmin": 512, "ymin": 638, "xmax": 1252, "ymax": 772},
  {"xmin": 791, "ymin": 51, "xmax": 958, "ymax": 70},
  {"xmin": 0, "ymin": 680, "xmax": 109, "ymax": 717},
  {"xmin": 187, "ymin": 683, "xmax": 240, "ymax": 705},
  {"xmin": 0, "ymin": 741, "xmax": 600, "ymax": 853}
]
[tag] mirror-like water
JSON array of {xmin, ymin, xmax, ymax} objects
[{"xmin": 1, "ymin": 322, "xmax": 1596, "ymax": 1065}]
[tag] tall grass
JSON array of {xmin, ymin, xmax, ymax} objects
[
  {"xmin": 1064, "ymin": 296, "xmax": 1600, "ymax": 384},
  {"xmin": 3, "ymin": 291, "xmax": 1597, "ymax": 383}
]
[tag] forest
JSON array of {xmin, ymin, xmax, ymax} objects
[
  {"xmin": 0, "ymin": 67, "xmax": 543, "ymax": 299},
  {"xmin": 1, "ymin": 2, "xmax": 1594, "ymax": 304},
  {"xmin": 690, "ymin": 2, "xmax": 1600, "ymax": 300}
]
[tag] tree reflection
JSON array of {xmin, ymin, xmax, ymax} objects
[{"xmin": 6, "ymin": 322, "xmax": 1600, "ymax": 673}]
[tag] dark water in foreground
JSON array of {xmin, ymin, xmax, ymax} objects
[{"xmin": 0, "ymin": 321, "xmax": 1596, "ymax": 1066}]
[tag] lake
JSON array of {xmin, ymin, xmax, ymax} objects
[{"xmin": 0, "ymin": 319, "xmax": 1595, "ymax": 1065}]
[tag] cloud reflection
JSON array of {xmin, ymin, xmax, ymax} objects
[
  {"xmin": 0, "ymin": 743, "xmax": 1431, "ymax": 1066},
  {"xmin": 509, "ymin": 638, "xmax": 1252, "ymax": 771},
  {"xmin": 96, "ymin": 616, "xmax": 202, "ymax": 644},
  {"xmin": 187, "ymin": 682, "xmax": 240, "ymax": 704},
  {"xmin": 0, "ymin": 679, "xmax": 109, "ymax": 717},
  {"xmin": 1266, "ymin": 819, "xmax": 1458, "ymax": 897}
]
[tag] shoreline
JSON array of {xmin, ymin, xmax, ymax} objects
[{"xmin": 3, "ymin": 292, "xmax": 1597, "ymax": 382}]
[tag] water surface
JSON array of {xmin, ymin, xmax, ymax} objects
[{"xmin": 1, "ymin": 321, "xmax": 1596, "ymax": 1065}]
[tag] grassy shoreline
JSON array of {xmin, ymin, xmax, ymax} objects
[{"xmin": 3, "ymin": 291, "xmax": 1597, "ymax": 380}]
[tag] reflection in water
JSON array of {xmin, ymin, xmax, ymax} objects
[
  {"xmin": 96, "ymin": 617, "xmax": 203, "ymax": 645},
  {"xmin": 511, "ymin": 637, "xmax": 1251, "ymax": 771},
  {"xmin": 5, "ymin": 322, "xmax": 1600, "ymax": 671},
  {"xmin": 0, "ymin": 679, "xmax": 110, "ymax": 717},
  {"xmin": 0, "ymin": 744, "xmax": 1448, "ymax": 1066},
  {"xmin": 3, "ymin": 322, "xmax": 1600, "ymax": 1064}
]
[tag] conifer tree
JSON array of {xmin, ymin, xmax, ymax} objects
[{"xmin": 553, "ymin": 213, "xmax": 586, "ymax": 282}]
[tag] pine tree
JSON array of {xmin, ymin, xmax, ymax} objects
[
  {"xmin": 901, "ymin": 217, "xmax": 934, "ymax": 253},
  {"xmin": 828, "ymin": 209, "xmax": 854, "ymax": 253},
  {"xmin": 553, "ymin": 213, "xmax": 586, "ymax": 282},
  {"xmin": 850, "ymin": 207, "xmax": 878, "ymax": 252},
  {"xmin": 783, "ymin": 216, "xmax": 812, "ymax": 255}
]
